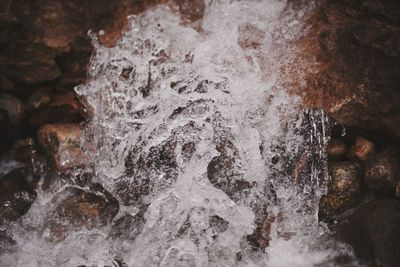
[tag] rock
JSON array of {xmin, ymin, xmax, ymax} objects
[
  {"xmin": 0, "ymin": 42, "xmax": 61, "ymax": 85},
  {"xmin": 109, "ymin": 210, "xmax": 146, "ymax": 241},
  {"xmin": 326, "ymin": 138, "xmax": 347, "ymax": 160},
  {"xmin": 56, "ymin": 39, "xmax": 93, "ymax": 86},
  {"xmin": 0, "ymin": 73, "xmax": 14, "ymax": 92},
  {"xmin": 0, "ymin": 93, "xmax": 25, "ymax": 143},
  {"xmin": 319, "ymin": 161, "xmax": 362, "ymax": 221},
  {"xmin": 396, "ymin": 182, "xmax": 400, "ymax": 198},
  {"xmin": 25, "ymin": 88, "xmax": 52, "ymax": 111},
  {"xmin": 45, "ymin": 185, "xmax": 119, "ymax": 242},
  {"xmin": 10, "ymin": 138, "xmax": 38, "ymax": 167},
  {"xmin": 0, "ymin": 231, "xmax": 16, "ymax": 255},
  {"xmin": 293, "ymin": 0, "xmax": 400, "ymax": 139},
  {"xmin": 0, "ymin": 92, "xmax": 24, "ymax": 124},
  {"xmin": 207, "ymin": 154, "xmax": 252, "ymax": 201},
  {"xmin": 37, "ymin": 123, "xmax": 88, "ymax": 172},
  {"xmin": 365, "ymin": 147, "xmax": 400, "ymax": 196},
  {"xmin": 118, "ymin": 139, "xmax": 178, "ymax": 206},
  {"xmin": 0, "ymin": 167, "xmax": 38, "ymax": 226},
  {"xmin": 29, "ymin": 91, "xmax": 83, "ymax": 127},
  {"xmin": 173, "ymin": 0, "xmax": 205, "ymax": 23},
  {"xmin": 209, "ymin": 215, "xmax": 229, "ymax": 234},
  {"xmin": 335, "ymin": 199, "xmax": 400, "ymax": 267},
  {"xmin": 253, "ymin": 215, "xmax": 275, "ymax": 249},
  {"xmin": 347, "ymin": 136, "xmax": 375, "ymax": 161},
  {"xmin": 0, "ymin": 109, "xmax": 11, "ymax": 142},
  {"xmin": 207, "ymin": 139, "xmax": 253, "ymax": 201}
]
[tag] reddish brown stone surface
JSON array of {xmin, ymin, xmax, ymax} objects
[
  {"xmin": 37, "ymin": 123, "xmax": 88, "ymax": 172},
  {"xmin": 294, "ymin": 0, "xmax": 400, "ymax": 139}
]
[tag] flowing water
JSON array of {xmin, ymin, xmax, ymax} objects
[{"xmin": 1, "ymin": 0, "xmax": 360, "ymax": 266}]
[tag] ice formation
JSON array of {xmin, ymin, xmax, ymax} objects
[{"xmin": 1, "ymin": 0, "xmax": 360, "ymax": 266}]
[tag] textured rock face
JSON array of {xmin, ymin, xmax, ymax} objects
[
  {"xmin": 326, "ymin": 138, "xmax": 347, "ymax": 160},
  {"xmin": 335, "ymin": 199, "xmax": 400, "ymax": 267},
  {"xmin": 347, "ymin": 136, "xmax": 375, "ymax": 161},
  {"xmin": 44, "ymin": 185, "xmax": 119, "ymax": 242},
  {"xmin": 296, "ymin": 0, "xmax": 400, "ymax": 139},
  {"xmin": 319, "ymin": 161, "xmax": 362, "ymax": 221},
  {"xmin": 0, "ymin": 0, "xmax": 205, "ymax": 88},
  {"xmin": 37, "ymin": 124, "xmax": 88, "ymax": 172},
  {"xmin": 365, "ymin": 147, "xmax": 400, "ymax": 196},
  {"xmin": 0, "ymin": 167, "xmax": 38, "ymax": 227}
]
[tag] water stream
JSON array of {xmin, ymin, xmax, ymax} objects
[{"xmin": 1, "ymin": 0, "xmax": 360, "ymax": 266}]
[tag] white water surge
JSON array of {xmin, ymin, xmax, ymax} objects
[{"xmin": 1, "ymin": 0, "xmax": 361, "ymax": 266}]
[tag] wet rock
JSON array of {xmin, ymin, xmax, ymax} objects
[
  {"xmin": 0, "ymin": 231, "xmax": 16, "ymax": 254},
  {"xmin": 365, "ymin": 147, "xmax": 400, "ymax": 196},
  {"xmin": 209, "ymin": 215, "xmax": 229, "ymax": 233},
  {"xmin": 253, "ymin": 215, "xmax": 275, "ymax": 249},
  {"xmin": 335, "ymin": 199, "xmax": 400, "ymax": 267},
  {"xmin": 10, "ymin": 138, "xmax": 38, "ymax": 167},
  {"xmin": 207, "ymin": 155, "xmax": 252, "ymax": 200},
  {"xmin": 25, "ymin": 88, "xmax": 52, "ymax": 111},
  {"xmin": 247, "ymin": 212, "xmax": 288, "ymax": 250},
  {"xmin": 109, "ymin": 210, "xmax": 146, "ymax": 241},
  {"xmin": 0, "ymin": 92, "xmax": 24, "ymax": 124},
  {"xmin": 0, "ymin": 109, "xmax": 13, "ymax": 142},
  {"xmin": 173, "ymin": 0, "xmax": 205, "ymax": 23},
  {"xmin": 207, "ymin": 139, "xmax": 253, "ymax": 201},
  {"xmin": 295, "ymin": 0, "xmax": 400, "ymax": 139},
  {"xmin": 45, "ymin": 185, "xmax": 119, "ymax": 242},
  {"xmin": 0, "ymin": 73, "xmax": 14, "ymax": 93},
  {"xmin": 37, "ymin": 124, "xmax": 88, "ymax": 172},
  {"xmin": 319, "ymin": 161, "xmax": 362, "ymax": 221},
  {"xmin": 119, "ymin": 139, "xmax": 178, "ymax": 205},
  {"xmin": 56, "ymin": 39, "xmax": 93, "ymax": 86},
  {"xmin": 30, "ymin": 91, "xmax": 83, "ymax": 127},
  {"xmin": 0, "ymin": 167, "xmax": 38, "ymax": 226},
  {"xmin": 326, "ymin": 138, "xmax": 347, "ymax": 160},
  {"xmin": 347, "ymin": 136, "xmax": 375, "ymax": 161},
  {"xmin": 0, "ymin": 42, "xmax": 61, "ymax": 85}
]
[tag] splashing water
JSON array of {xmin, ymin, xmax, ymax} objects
[{"xmin": 1, "ymin": 0, "xmax": 361, "ymax": 266}]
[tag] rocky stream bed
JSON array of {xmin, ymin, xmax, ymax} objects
[{"xmin": 1, "ymin": 0, "xmax": 400, "ymax": 266}]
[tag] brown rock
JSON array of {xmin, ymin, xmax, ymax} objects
[
  {"xmin": 25, "ymin": 88, "xmax": 52, "ymax": 111},
  {"xmin": 291, "ymin": 0, "xmax": 400, "ymax": 139},
  {"xmin": 0, "ymin": 73, "xmax": 14, "ymax": 92},
  {"xmin": 173, "ymin": 0, "xmax": 205, "ymax": 23},
  {"xmin": 335, "ymin": 199, "xmax": 400, "ymax": 267},
  {"xmin": 326, "ymin": 138, "xmax": 347, "ymax": 160},
  {"xmin": 0, "ymin": 231, "xmax": 16, "ymax": 255},
  {"xmin": 207, "ymin": 155, "xmax": 252, "ymax": 199},
  {"xmin": 0, "ymin": 92, "xmax": 24, "ymax": 124},
  {"xmin": 347, "ymin": 136, "xmax": 375, "ymax": 161},
  {"xmin": 109, "ymin": 211, "xmax": 146, "ymax": 241},
  {"xmin": 319, "ymin": 161, "xmax": 362, "ymax": 220},
  {"xmin": 396, "ymin": 182, "xmax": 400, "ymax": 198},
  {"xmin": 45, "ymin": 185, "xmax": 119, "ymax": 242},
  {"xmin": 11, "ymin": 138, "xmax": 38, "ymax": 167},
  {"xmin": 0, "ymin": 93, "xmax": 25, "ymax": 142},
  {"xmin": 37, "ymin": 123, "xmax": 88, "ymax": 172},
  {"xmin": 0, "ymin": 42, "xmax": 61, "ymax": 85},
  {"xmin": 254, "ymin": 215, "xmax": 275, "ymax": 249},
  {"xmin": 0, "ymin": 167, "xmax": 38, "ymax": 226},
  {"xmin": 29, "ymin": 91, "xmax": 83, "ymax": 127},
  {"xmin": 365, "ymin": 147, "xmax": 400, "ymax": 196}
]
